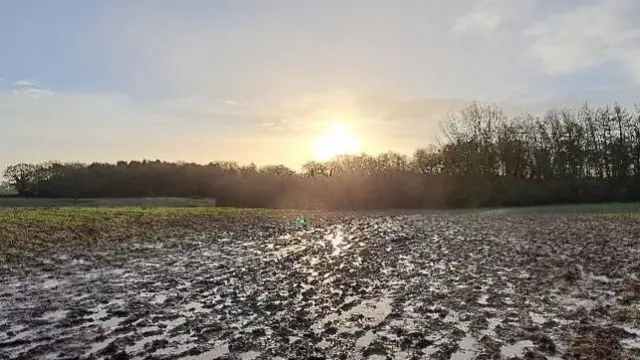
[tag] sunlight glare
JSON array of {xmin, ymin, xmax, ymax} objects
[{"xmin": 313, "ymin": 123, "xmax": 362, "ymax": 161}]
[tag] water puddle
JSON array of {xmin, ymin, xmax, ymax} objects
[
  {"xmin": 184, "ymin": 343, "xmax": 229, "ymax": 359},
  {"xmin": 126, "ymin": 333, "xmax": 164, "ymax": 353},
  {"xmin": 355, "ymin": 330, "xmax": 375, "ymax": 347},
  {"xmin": 501, "ymin": 340, "xmax": 534, "ymax": 357},
  {"xmin": 91, "ymin": 302, "xmax": 126, "ymax": 330},
  {"xmin": 40, "ymin": 310, "xmax": 68, "ymax": 321},
  {"xmin": 153, "ymin": 294, "xmax": 168, "ymax": 304},
  {"xmin": 451, "ymin": 334, "xmax": 476, "ymax": 360},
  {"xmin": 529, "ymin": 312, "xmax": 546, "ymax": 324},
  {"xmin": 88, "ymin": 337, "xmax": 114, "ymax": 354},
  {"xmin": 162, "ymin": 316, "xmax": 186, "ymax": 329},
  {"xmin": 316, "ymin": 296, "xmax": 393, "ymax": 332},
  {"xmin": 589, "ymin": 274, "xmax": 613, "ymax": 283},
  {"xmin": 240, "ymin": 350, "xmax": 261, "ymax": 360},
  {"xmin": 325, "ymin": 226, "xmax": 346, "ymax": 256},
  {"xmin": 393, "ymin": 351, "xmax": 410, "ymax": 359},
  {"xmin": 349, "ymin": 297, "xmax": 393, "ymax": 324},
  {"xmin": 154, "ymin": 342, "xmax": 193, "ymax": 355},
  {"xmin": 184, "ymin": 301, "xmax": 205, "ymax": 312},
  {"xmin": 41, "ymin": 278, "xmax": 67, "ymax": 290},
  {"xmin": 622, "ymin": 326, "xmax": 640, "ymax": 349},
  {"xmin": 477, "ymin": 294, "xmax": 489, "ymax": 305}
]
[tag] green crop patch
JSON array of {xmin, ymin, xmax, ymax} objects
[{"xmin": 0, "ymin": 206, "xmax": 289, "ymax": 227}]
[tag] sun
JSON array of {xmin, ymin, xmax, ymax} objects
[{"xmin": 313, "ymin": 123, "xmax": 362, "ymax": 161}]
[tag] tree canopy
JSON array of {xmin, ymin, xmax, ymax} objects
[{"xmin": 5, "ymin": 101, "xmax": 640, "ymax": 209}]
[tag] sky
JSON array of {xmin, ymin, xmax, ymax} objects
[{"xmin": 2, "ymin": 0, "xmax": 640, "ymax": 170}]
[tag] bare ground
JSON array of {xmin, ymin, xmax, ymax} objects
[{"xmin": 1, "ymin": 213, "xmax": 639, "ymax": 359}]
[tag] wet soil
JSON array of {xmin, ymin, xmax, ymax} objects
[{"xmin": 1, "ymin": 213, "xmax": 639, "ymax": 359}]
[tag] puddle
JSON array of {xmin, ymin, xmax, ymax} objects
[
  {"xmin": 422, "ymin": 345, "xmax": 440, "ymax": 356},
  {"xmin": 355, "ymin": 330, "xmax": 375, "ymax": 347},
  {"xmin": 184, "ymin": 343, "xmax": 229, "ymax": 359},
  {"xmin": 477, "ymin": 294, "xmax": 489, "ymax": 305},
  {"xmin": 96, "ymin": 316, "xmax": 124, "ymax": 329},
  {"xmin": 162, "ymin": 317, "xmax": 186, "ymax": 329},
  {"xmin": 621, "ymin": 337, "xmax": 640, "ymax": 349},
  {"xmin": 184, "ymin": 301, "xmax": 205, "ymax": 312},
  {"xmin": 481, "ymin": 317, "xmax": 502, "ymax": 337},
  {"xmin": 501, "ymin": 340, "xmax": 534, "ymax": 357},
  {"xmin": 315, "ymin": 296, "xmax": 393, "ymax": 332},
  {"xmin": 451, "ymin": 334, "xmax": 476, "ymax": 360},
  {"xmin": 240, "ymin": 350, "xmax": 261, "ymax": 360},
  {"xmin": 41, "ymin": 278, "xmax": 66, "ymax": 290},
  {"xmin": 325, "ymin": 226, "xmax": 346, "ymax": 256},
  {"xmin": 126, "ymin": 334, "xmax": 164, "ymax": 353},
  {"xmin": 40, "ymin": 310, "xmax": 68, "ymax": 321},
  {"xmin": 529, "ymin": 312, "xmax": 546, "ymax": 324},
  {"xmin": 88, "ymin": 337, "xmax": 114, "ymax": 354},
  {"xmin": 153, "ymin": 294, "xmax": 168, "ymax": 304},
  {"xmin": 622, "ymin": 327, "xmax": 640, "ymax": 349},
  {"xmin": 589, "ymin": 274, "xmax": 613, "ymax": 283},
  {"xmin": 349, "ymin": 297, "xmax": 393, "ymax": 324},
  {"xmin": 71, "ymin": 258, "xmax": 91, "ymax": 266},
  {"xmin": 155, "ymin": 342, "xmax": 193, "ymax": 355}
]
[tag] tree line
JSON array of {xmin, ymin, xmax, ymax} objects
[{"xmin": 5, "ymin": 101, "xmax": 640, "ymax": 209}]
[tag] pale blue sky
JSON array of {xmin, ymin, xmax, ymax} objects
[{"xmin": 1, "ymin": 0, "xmax": 640, "ymax": 170}]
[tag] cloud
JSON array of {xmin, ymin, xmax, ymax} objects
[
  {"xmin": 453, "ymin": 0, "xmax": 536, "ymax": 36},
  {"xmin": 158, "ymin": 96, "xmax": 263, "ymax": 125},
  {"xmin": 98, "ymin": 1, "xmax": 543, "ymax": 101},
  {"xmin": 525, "ymin": 0, "xmax": 640, "ymax": 81},
  {"xmin": 13, "ymin": 79, "xmax": 53, "ymax": 97},
  {"xmin": 15, "ymin": 80, "xmax": 38, "ymax": 87},
  {"xmin": 453, "ymin": 12, "xmax": 502, "ymax": 35}
]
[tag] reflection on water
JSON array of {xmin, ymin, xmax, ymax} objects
[
  {"xmin": 451, "ymin": 334, "xmax": 476, "ymax": 360},
  {"xmin": 325, "ymin": 225, "xmax": 346, "ymax": 256},
  {"xmin": 355, "ymin": 330, "xmax": 375, "ymax": 347},
  {"xmin": 501, "ymin": 340, "xmax": 534, "ymax": 358},
  {"xmin": 184, "ymin": 343, "xmax": 229, "ymax": 359},
  {"xmin": 239, "ymin": 350, "xmax": 261, "ymax": 359}
]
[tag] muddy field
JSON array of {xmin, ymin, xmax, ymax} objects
[{"xmin": 1, "ymin": 211, "xmax": 639, "ymax": 359}]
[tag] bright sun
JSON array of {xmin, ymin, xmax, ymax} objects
[{"xmin": 313, "ymin": 123, "xmax": 362, "ymax": 161}]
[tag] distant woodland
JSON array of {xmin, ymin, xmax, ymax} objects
[{"xmin": 5, "ymin": 101, "xmax": 640, "ymax": 209}]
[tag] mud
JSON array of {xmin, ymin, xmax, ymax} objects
[{"xmin": 1, "ymin": 213, "xmax": 639, "ymax": 359}]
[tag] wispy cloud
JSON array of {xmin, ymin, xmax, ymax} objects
[
  {"xmin": 453, "ymin": 12, "xmax": 502, "ymax": 35},
  {"xmin": 525, "ymin": 0, "xmax": 640, "ymax": 81},
  {"xmin": 453, "ymin": 0, "xmax": 536, "ymax": 36},
  {"xmin": 15, "ymin": 80, "xmax": 38, "ymax": 87},
  {"xmin": 13, "ymin": 79, "xmax": 53, "ymax": 97}
]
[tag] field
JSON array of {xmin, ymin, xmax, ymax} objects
[
  {"xmin": 0, "ymin": 197, "xmax": 218, "ymax": 208},
  {"xmin": 0, "ymin": 204, "xmax": 639, "ymax": 360}
]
